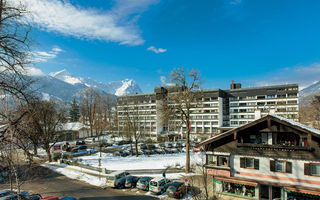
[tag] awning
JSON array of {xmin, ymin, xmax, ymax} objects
[
  {"xmin": 215, "ymin": 177, "xmax": 258, "ymax": 187},
  {"xmin": 284, "ymin": 187, "xmax": 320, "ymax": 196}
]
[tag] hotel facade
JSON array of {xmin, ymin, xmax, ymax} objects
[{"xmin": 117, "ymin": 82, "xmax": 299, "ymax": 140}]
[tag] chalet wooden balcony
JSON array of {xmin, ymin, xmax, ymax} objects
[
  {"xmin": 205, "ymin": 166, "xmax": 231, "ymax": 177},
  {"xmin": 237, "ymin": 143, "xmax": 314, "ymax": 152}
]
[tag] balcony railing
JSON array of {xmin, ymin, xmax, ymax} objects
[{"xmin": 237, "ymin": 143, "xmax": 314, "ymax": 152}]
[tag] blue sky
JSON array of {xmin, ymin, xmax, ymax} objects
[{"xmin": 21, "ymin": 0, "xmax": 320, "ymax": 92}]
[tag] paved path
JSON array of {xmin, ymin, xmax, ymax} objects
[{"xmin": 0, "ymin": 166, "xmax": 157, "ymax": 200}]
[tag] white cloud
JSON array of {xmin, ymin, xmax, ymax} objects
[
  {"xmin": 250, "ymin": 62, "xmax": 320, "ymax": 90},
  {"xmin": 147, "ymin": 46, "xmax": 167, "ymax": 54},
  {"xmin": 32, "ymin": 46, "xmax": 63, "ymax": 63},
  {"xmin": 15, "ymin": 0, "xmax": 158, "ymax": 46},
  {"xmin": 24, "ymin": 67, "xmax": 45, "ymax": 76}
]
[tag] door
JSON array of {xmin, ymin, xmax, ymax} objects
[
  {"xmin": 272, "ymin": 186, "xmax": 281, "ymax": 199},
  {"xmin": 260, "ymin": 184, "xmax": 269, "ymax": 200}
]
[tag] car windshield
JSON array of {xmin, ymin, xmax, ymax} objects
[
  {"xmin": 150, "ymin": 181, "xmax": 158, "ymax": 186},
  {"xmin": 106, "ymin": 176, "xmax": 114, "ymax": 180},
  {"xmin": 139, "ymin": 179, "xmax": 147, "ymax": 184},
  {"xmin": 167, "ymin": 186, "xmax": 177, "ymax": 192}
]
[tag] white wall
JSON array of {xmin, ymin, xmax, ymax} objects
[{"xmin": 231, "ymin": 154, "xmax": 320, "ymax": 189}]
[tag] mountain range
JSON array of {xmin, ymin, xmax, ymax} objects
[
  {"xmin": 299, "ymin": 81, "xmax": 320, "ymax": 106},
  {"xmin": 29, "ymin": 69, "xmax": 142, "ymax": 102}
]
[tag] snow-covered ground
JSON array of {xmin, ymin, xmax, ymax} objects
[
  {"xmin": 43, "ymin": 164, "xmax": 106, "ymax": 187},
  {"xmin": 78, "ymin": 152, "xmax": 205, "ymax": 171}
]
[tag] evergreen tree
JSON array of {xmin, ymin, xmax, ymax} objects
[{"xmin": 69, "ymin": 98, "xmax": 80, "ymax": 122}]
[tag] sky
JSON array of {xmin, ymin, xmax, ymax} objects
[{"xmin": 16, "ymin": 0, "xmax": 320, "ymax": 92}]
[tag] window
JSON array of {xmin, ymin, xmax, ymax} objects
[
  {"xmin": 275, "ymin": 160, "xmax": 285, "ymax": 172},
  {"xmin": 240, "ymin": 157, "xmax": 259, "ymax": 169},
  {"xmin": 207, "ymin": 155, "xmax": 229, "ymax": 167},
  {"xmin": 245, "ymin": 158, "xmax": 254, "ymax": 168},
  {"xmin": 270, "ymin": 160, "xmax": 292, "ymax": 173},
  {"xmin": 310, "ymin": 164, "xmax": 320, "ymax": 176}
]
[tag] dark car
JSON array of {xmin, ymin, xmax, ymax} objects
[
  {"xmin": 136, "ymin": 177, "xmax": 153, "ymax": 191},
  {"xmin": 124, "ymin": 176, "xmax": 140, "ymax": 188},
  {"xmin": 76, "ymin": 140, "xmax": 85, "ymax": 146},
  {"xmin": 114, "ymin": 177, "xmax": 127, "ymax": 189},
  {"xmin": 60, "ymin": 197, "xmax": 77, "ymax": 200},
  {"xmin": 0, "ymin": 191, "xmax": 14, "ymax": 198},
  {"xmin": 24, "ymin": 194, "xmax": 42, "ymax": 200},
  {"xmin": 166, "ymin": 182, "xmax": 186, "ymax": 199}
]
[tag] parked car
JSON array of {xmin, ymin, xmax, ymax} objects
[
  {"xmin": 166, "ymin": 182, "xmax": 187, "ymax": 199},
  {"xmin": 114, "ymin": 177, "xmax": 126, "ymax": 189},
  {"xmin": 0, "ymin": 194, "xmax": 17, "ymax": 200},
  {"xmin": 193, "ymin": 147, "xmax": 203, "ymax": 152},
  {"xmin": 124, "ymin": 176, "xmax": 140, "ymax": 188},
  {"xmin": 164, "ymin": 142, "xmax": 173, "ymax": 148},
  {"xmin": 171, "ymin": 148, "xmax": 180, "ymax": 154},
  {"xmin": 60, "ymin": 197, "xmax": 77, "ymax": 200},
  {"xmin": 0, "ymin": 191, "xmax": 14, "ymax": 198},
  {"xmin": 84, "ymin": 137, "xmax": 95, "ymax": 143},
  {"xmin": 153, "ymin": 148, "xmax": 165, "ymax": 154},
  {"xmin": 41, "ymin": 196, "xmax": 60, "ymax": 200},
  {"xmin": 163, "ymin": 148, "xmax": 173, "ymax": 154},
  {"xmin": 25, "ymin": 194, "xmax": 42, "ymax": 200},
  {"xmin": 105, "ymin": 171, "xmax": 130, "ymax": 188},
  {"xmin": 173, "ymin": 143, "xmax": 182, "ymax": 148},
  {"xmin": 86, "ymin": 148, "xmax": 97, "ymax": 154},
  {"xmin": 75, "ymin": 140, "xmax": 85, "ymax": 146},
  {"xmin": 149, "ymin": 178, "xmax": 172, "ymax": 194},
  {"xmin": 136, "ymin": 177, "xmax": 153, "ymax": 191}
]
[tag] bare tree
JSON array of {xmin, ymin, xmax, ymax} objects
[
  {"xmin": 122, "ymin": 101, "xmax": 140, "ymax": 157},
  {"xmin": 300, "ymin": 92, "xmax": 320, "ymax": 129},
  {"xmin": 164, "ymin": 67, "xmax": 203, "ymax": 173},
  {"xmin": 80, "ymin": 88, "xmax": 101, "ymax": 137},
  {"xmin": 103, "ymin": 94, "xmax": 116, "ymax": 133},
  {"xmin": 24, "ymin": 99, "xmax": 66, "ymax": 162}
]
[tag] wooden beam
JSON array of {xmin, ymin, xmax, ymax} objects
[
  {"xmin": 307, "ymin": 133, "xmax": 312, "ymax": 144},
  {"xmin": 234, "ymin": 131, "xmax": 237, "ymax": 140},
  {"xmin": 267, "ymin": 118, "xmax": 271, "ymax": 129}
]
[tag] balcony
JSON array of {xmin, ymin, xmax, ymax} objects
[
  {"xmin": 237, "ymin": 143, "xmax": 314, "ymax": 152},
  {"xmin": 206, "ymin": 167, "xmax": 231, "ymax": 177}
]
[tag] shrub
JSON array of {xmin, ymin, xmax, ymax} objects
[{"xmin": 53, "ymin": 153, "xmax": 61, "ymax": 161}]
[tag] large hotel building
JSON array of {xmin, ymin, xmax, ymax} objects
[{"xmin": 117, "ymin": 82, "xmax": 299, "ymax": 141}]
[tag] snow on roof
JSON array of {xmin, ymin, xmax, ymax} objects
[
  {"xmin": 270, "ymin": 114, "xmax": 320, "ymax": 136},
  {"xmin": 60, "ymin": 122, "xmax": 89, "ymax": 131},
  {"xmin": 200, "ymin": 114, "xmax": 320, "ymax": 146}
]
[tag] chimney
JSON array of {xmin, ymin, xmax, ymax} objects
[{"xmin": 230, "ymin": 80, "xmax": 241, "ymax": 89}]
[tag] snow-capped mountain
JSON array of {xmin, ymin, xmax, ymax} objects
[
  {"xmin": 299, "ymin": 81, "xmax": 320, "ymax": 106},
  {"xmin": 28, "ymin": 68, "xmax": 142, "ymax": 102},
  {"xmin": 49, "ymin": 69, "xmax": 83, "ymax": 85}
]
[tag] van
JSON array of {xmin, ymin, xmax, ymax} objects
[
  {"xmin": 105, "ymin": 171, "xmax": 130, "ymax": 187},
  {"xmin": 149, "ymin": 177, "xmax": 172, "ymax": 194}
]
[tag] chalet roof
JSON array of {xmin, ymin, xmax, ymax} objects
[{"xmin": 199, "ymin": 114, "xmax": 320, "ymax": 147}]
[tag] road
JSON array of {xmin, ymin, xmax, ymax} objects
[{"xmin": 0, "ymin": 166, "xmax": 157, "ymax": 200}]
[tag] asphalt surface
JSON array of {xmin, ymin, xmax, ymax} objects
[{"xmin": 0, "ymin": 166, "xmax": 157, "ymax": 200}]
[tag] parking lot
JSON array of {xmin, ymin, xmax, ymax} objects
[{"xmin": 0, "ymin": 166, "xmax": 157, "ymax": 200}]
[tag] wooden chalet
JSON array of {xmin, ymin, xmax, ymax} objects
[{"xmin": 200, "ymin": 115, "xmax": 320, "ymax": 200}]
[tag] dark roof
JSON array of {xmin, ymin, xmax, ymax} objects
[{"xmin": 199, "ymin": 114, "xmax": 320, "ymax": 147}]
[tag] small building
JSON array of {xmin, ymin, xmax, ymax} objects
[
  {"xmin": 57, "ymin": 122, "xmax": 90, "ymax": 141},
  {"xmin": 200, "ymin": 115, "xmax": 320, "ymax": 200}
]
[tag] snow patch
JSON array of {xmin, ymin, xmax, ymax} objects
[{"xmin": 78, "ymin": 152, "xmax": 204, "ymax": 171}]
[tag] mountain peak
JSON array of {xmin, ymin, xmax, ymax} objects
[
  {"xmin": 49, "ymin": 69, "xmax": 70, "ymax": 77},
  {"xmin": 49, "ymin": 69, "xmax": 81, "ymax": 85}
]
